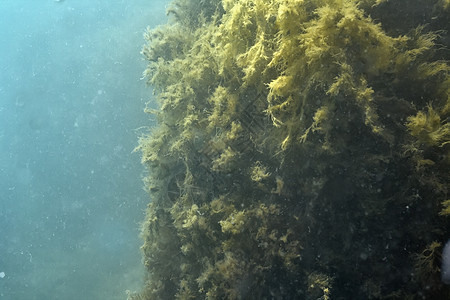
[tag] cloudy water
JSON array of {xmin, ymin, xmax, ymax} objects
[{"xmin": 0, "ymin": 0, "xmax": 169, "ymax": 299}]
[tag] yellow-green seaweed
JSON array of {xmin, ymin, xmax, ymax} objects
[{"xmin": 130, "ymin": 0, "xmax": 450, "ymax": 298}]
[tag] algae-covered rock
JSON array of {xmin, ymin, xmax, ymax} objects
[{"xmin": 131, "ymin": 0, "xmax": 450, "ymax": 298}]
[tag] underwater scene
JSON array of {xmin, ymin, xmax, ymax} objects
[
  {"xmin": 0, "ymin": 0, "xmax": 169, "ymax": 299},
  {"xmin": 131, "ymin": 0, "xmax": 450, "ymax": 299},
  {"xmin": 1, "ymin": 0, "xmax": 449, "ymax": 299}
]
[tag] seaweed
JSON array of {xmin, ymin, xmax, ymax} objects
[{"xmin": 132, "ymin": 0, "xmax": 450, "ymax": 298}]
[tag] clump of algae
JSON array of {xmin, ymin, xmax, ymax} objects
[
  {"xmin": 130, "ymin": 0, "xmax": 450, "ymax": 298},
  {"xmin": 406, "ymin": 104, "xmax": 450, "ymax": 147}
]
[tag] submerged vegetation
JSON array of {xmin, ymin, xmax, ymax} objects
[{"xmin": 131, "ymin": 0, "xmax": 449, "ymax": 298}]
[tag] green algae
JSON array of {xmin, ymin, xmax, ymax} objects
[{"xmin": 131, "ymin": 0, "xmax": 450, "ymax": 298}]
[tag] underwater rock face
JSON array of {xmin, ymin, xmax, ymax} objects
[{"xmin": 131, "ymin": 0, "xmax": 450, "ymax": 299}]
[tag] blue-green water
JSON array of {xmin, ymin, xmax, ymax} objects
[{"xmin": 0, "ymin": 1, "xmax": 168, "ymax": 299}]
